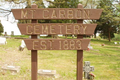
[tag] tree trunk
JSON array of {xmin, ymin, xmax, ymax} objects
[
  {"xmin": 108, "ymin": 28, "xmax": 111, "ymax": 42},
  {"xmin": 94, "ymin": 33, "xmax": 96, "ymax": 38}
]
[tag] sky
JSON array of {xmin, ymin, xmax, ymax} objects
[{"xmin": 0, "ymin": 0, "xmax": 52, "ymax": 35}]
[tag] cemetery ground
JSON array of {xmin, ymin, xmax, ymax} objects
[{"xmin": 0, "ymin": 38, "xmax": 120, "ymax": 80}]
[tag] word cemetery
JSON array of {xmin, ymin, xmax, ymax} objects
[
  {"xmin": 18, "ymin": 23, "xmax": 97, "ymax": 35},
  {"xmin": 12, "ymin": 3, "xmax": 102, "ymax": 80}
]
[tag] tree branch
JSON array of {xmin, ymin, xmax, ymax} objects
[
  {"xmin": 0, "ymin": 8, "xmax": 11, "ymax": 12},
  {"xmin": 84, "ymin": 0, "xmax": 89, "ymax": 8}
]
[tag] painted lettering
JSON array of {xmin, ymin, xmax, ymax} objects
[
  {"xmin": 42, "ymin": 25, "xmax": 48, "ymax": 34},
  {"xmin": 59, "ymin": 10, "xmax": 65, "ymax": 18},
  {"xmin": 30, "ymin": 10, "xmax": 36, "ymax": 18},
  {"xmin": 48, "ymin": 40, "xmax": 54, "ymax": 50},
  {"xmin": 58, "ymin": 25, "xmax": 63, "ymax": 34},
  {"xmin": 76, "ymin": 9, "xmax": 82, "ymax": 18},
  {"xmin": 21, "ymin": 10, "xmax": 27, "ymax": 18},
  {"xmin": 50, "ymin": 25, "xmax": 55, "ymax": 34},
  {"xmin": 40, "ymin": 41, "xmax": 47, "ymax": 49},
  {"xmin": 34, "ymin": 25, "xmax": 40, "ymax": 34},
  {"xmin": 66, "ymin": 25, "xmax": 72, "ymax": 34},
  {"xmin": 81, "ymin": 25, "xmax": 87, "ymax": 34},
  {"xmin": 76, "ymin": 40, "xmax": 81, "ymax": 49},
  {"xmin": 83, "ymin": 10, "xmax": 90, "ymax": 19},
  {"xmin": 33, "ymin": 40, "xmax": 39, "ymax": 50},
  {"xmin": 63, "ymin": 40, "xmax": 69, "ymax": 49},
  {"xmin": 74, "ymin": 25, "xmax": 80, "ymax": 34},
  {"xmin": 51, "ymin": 10, "xmax": 57, "ymax": 18},
  {"xmin": 67, "ymin": 9, "xmax": 74, "ymax": 19},
  {"xmin": 27, "ymin": 25, "xmax": 33, "ymax": 34},
  {"xmin": 70, "ymin": 40, "xmax": 75, "ymax": 49},
  {"xmin": 43, "ymin": 10, "xmax": 49, "ymax": 19}
]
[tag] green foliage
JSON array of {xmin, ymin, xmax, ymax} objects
[
  {"xmin": 34, "ymin": 0, "xmax": 45, "ymax": 8},
  {"xmin": 95, "ymin": 0, "xmax": 118, "ymax": 41},
  {"xmin": 44, "ymin": 0, "xmax": 80, "ymax": 23},
  {"xmin": 11, "ymin": 35, "xmax": 29, "ymax": 38},
  {"xmin": 47, "ymin": 0, "xmax": 79, "ymax": 8},
  {"xmin": 82, "ymin": 0, "xmax": 99, "ymax": 8},
  {"xmin": 0, "ymin": 22, "xmax": 3, "ymax": 35}
]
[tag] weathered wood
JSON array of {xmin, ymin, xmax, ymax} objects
[
  {"xmin": 77, "ymin": 4, "xmax": 83, "ymax": 80},
  {"xmin": 24, "ymin": 39, "xmax": 90, "ymax": 50},
  {"xmin": 31, "ymin": 4, "xmax": 38, "ymax": 80},
  {"xmin": 12, "ymin": 8, "xmax": 102, "ymax": 20},
  {"xmin": 18, "ymin": 23, "xmax": 97, "ymax": 35}
]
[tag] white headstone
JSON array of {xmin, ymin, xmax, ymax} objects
[
  {"xmin": 114, "ymin": 42, "xmax": 117, "ymax": 44},
  {"xmin": 1, "ymin": 65, "xmax": 20, "ymax": 74},
  {"xmin": 38, "ymin": 69, "xmax": 56, "ymax": 77},
  {"xmin": 0, "ymin": 37, "xmax": 7, "ymax": 45},
  {"xmin": 21, "ymin": 40, "xmax": 26, "ymax": 48},
  {"xmin": 88, "ymin": 43, "xmax": 93, "ymax": 50},
  {"xmin": 19, "ymin": 40, "xmax": 26, "ymax": 51}
]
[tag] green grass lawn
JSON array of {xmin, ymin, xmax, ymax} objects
[{"xmin": 0, "ymin": 38, "xmax": 120, "ymax": 80}]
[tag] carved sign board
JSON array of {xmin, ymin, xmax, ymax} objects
[
  {"xmin": 18, "ymin": 23, "xmax": 97, "ymax": 35},
  {"xmin": 24, "ymin": 39, "xmax": 90, "ymax": 50},
  {"xmin": 12, "ymin": 8, "xmax": 102, "ymax": 20}
]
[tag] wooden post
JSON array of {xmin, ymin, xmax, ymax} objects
[
  {"xmin": 77, "ymin": 4, "xmax": 83, "ymax": 80},
  {"xmin": 31, "ymin": 4, "xmax": 38, "ymax": 80}
]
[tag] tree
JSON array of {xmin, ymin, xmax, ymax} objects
[
  {"xmin": 46, "ymin": 0, "xmax": 80, "ymax": 23},
  {"xmin": 45, "ymin": 0, "xmax": 80, "ymax": 38},
  {"xmin": 0, "ymin": 21, "xmax": 3, "ymax": 35},
  {"xmin": 113, "ymin": 1, "xmax": 120, "ymax": 34},
  {"xmin": 82, "ymin": 0, "xmax": 100, "ymax": 8},
  {"xmin": 95, "ymin": 0, "xmax": 118, "ymax": 41}
]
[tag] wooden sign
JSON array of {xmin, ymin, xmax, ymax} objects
[
  {"xmin": 18, "ymin": 23, "xmax": 97, "ymax": 35},
  {"xmin": 12, "ymin": 8, "xmax": 102, "ymax": 20},
  {"xmin": 24, "ymin": 39, "xmax": 90, "ymax": 50},
  {"xmin": 12, "ymin": 4, "xmax": 102, "ymax": 80}
]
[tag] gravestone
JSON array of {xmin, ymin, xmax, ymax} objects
[
  {"xmin": 114, "ymin": 42, "xmax": 117, "ymax": 44},
  {"xmin": 83, "ymin": 61, "xmax": 94, "ymax": 79},
  {"xmin": 1, "ymin": 65, "xmax": 20, "ymax": 74},
  {"xmin": 88, "ymin": 43, "xmax": 93, "ymax": 50},
  {"xmin": 4, "ymin": 32, "xmax": 7, "ymax": 36},
  {"xmin": 11, "ymin": 31, "xmax": 14, "ymax": 36},
  {"xmin": 19, "ymin": 40, "xmax": 26, "ymax": 51},
  {"xmin": 38, "ymin": 69, "xmax": 56, "ymax": 77},
  {"xmin": 0, "ymin": 37, "xmax": 7, "ymax": 45}
]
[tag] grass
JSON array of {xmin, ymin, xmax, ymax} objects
[
  {"xmin": 112, "ymin": 34, "xmax": 120, "ymax": 41},
  {"xmin": 0, "ymin": 38, "xmax": 120, "ymax": 80}
]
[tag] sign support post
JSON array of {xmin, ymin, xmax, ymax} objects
[
  {"xmin": 31, "ymin": 4, "xmax": 38, "ymax": 80},
  {"xmin": 77, "ymin": 4, "xmax": 83, "ymax": 80}
]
